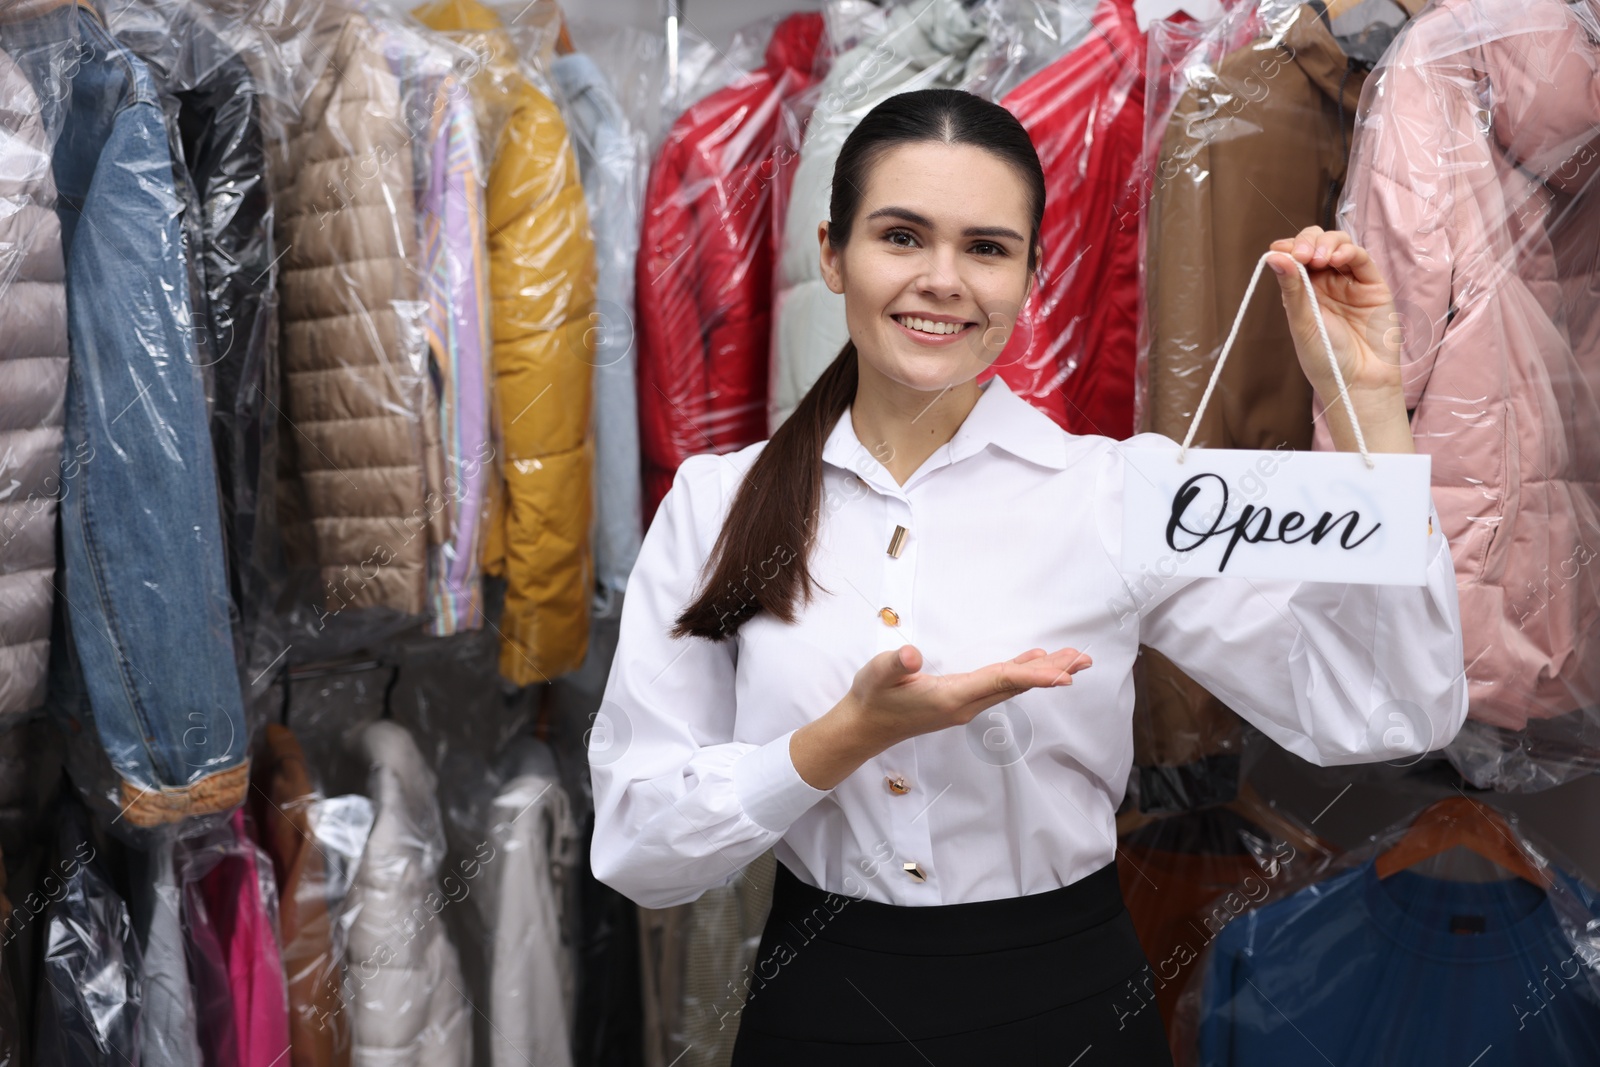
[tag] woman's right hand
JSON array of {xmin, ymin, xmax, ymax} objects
[
  {"xmin": 790, "ymin": 645, "xmax": 1090, "ymax": 791},
  {"xmin": 843, "ymin": 644, "xmax": 1092, "ymax": 750}
]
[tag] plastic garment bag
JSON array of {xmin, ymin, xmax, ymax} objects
[
  {"xmin": 101, "ymin": 0, "xmax": 285, "ymax": 676},
  {"xmin": 346, "ymin": 2, "xmax": 493, "ymax": 641},
  {"xmin": 1131, "ymin": 0, "xmax": 1423, "ymax": 809},
  {"xmin": 474, "ymin": 745, "xmax": 579, "ymax": 1067},
  {"xmin": 3, "ymin": 0, "xmax": 247, "ymax": 828},
  {"xmin": 33, "ymin": 805, "xmax": 141, "ymax": 1067},
  {"xmin": 638, "ymin": 852, "xmax": 776, "ymax": 1067},
  {"xmin": 413, "ymin": 0, "xmax": 599, "ymax": 686},
  {"xmin": 991, "ymin": 0, "xmax": 1141, "ymax": 438},
  {"xmin": 634, "ymin": 11, "xmax": 825, "ymax": 527},
  {"xmin": 1329, "ymin": 0, "xmax": 1600, "ymax": 789},
  {"xmin": 177, "ymin": 807, "xmax": 292, "ymax": 1067},
  {"xmin": 551, "ymin": 45, "xmax": 647, "ymax": 615},
  {"xmin": 268, "ymin": 3, "xmax": 443, "ymax": 622},
  {"xmin": 533, "ymin": 606, "xmax": 644, "ymax": 1066},
  {"xmin": 343, "ymin": 720, "xmax": 470, "ymax": 1067},
  {"xmin": 128, "ymin": 837, "xmax": 204, "ymax": 1067},
  {"xmin": 1115, "ymin": 788, "xmax": 1337, "ymax": 1059},
  {"xmin": 0, "ymin": 30, "xmax": 68, "ymax": 720},
  {"xmin": 254, "ymin": 722, "xmax": 374, "ymax": 1067},
  {"xmin": 1191, "ymin": 805, "xmax": 1600, "ymax": 1065},
  {"xmin": 559, "ymin": 16, "xmax": 769, "ymax": 158}
]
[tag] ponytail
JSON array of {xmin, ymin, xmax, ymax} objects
[{"xmin": 670, "ymin": 342, "xmax": 859, "ymax": 640}]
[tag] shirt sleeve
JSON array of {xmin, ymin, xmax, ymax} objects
[
  {"xmin": 1097, "ymin": 435, "xmax": 1469, "ymax": 767},
  {"xmin": 588, "ymin": 453, "xmax": 833, "ymax": 909}
]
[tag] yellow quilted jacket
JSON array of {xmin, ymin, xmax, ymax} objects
[{"xmin": 416, "ymin": 0, "xmax": 596, "ymax": 683}]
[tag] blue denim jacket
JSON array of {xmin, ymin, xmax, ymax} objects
[{"xmin": 3, "ymin": 2, "xmax": 247, "ymax": 827}]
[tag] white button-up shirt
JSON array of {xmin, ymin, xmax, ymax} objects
[{"xmin": 589, "ymin": 376, "xmax": 1467, "ymax": 909}]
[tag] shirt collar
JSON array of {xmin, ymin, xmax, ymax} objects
[{"xmin": 821, "ymin": 374, "xmax": 1071, "ymax": 480}]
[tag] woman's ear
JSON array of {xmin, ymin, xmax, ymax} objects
[
  {"xmin": 819, "ymin": 221, "xmax": 844, "ymax": 295},
  {"xmin": 1023, "ymin": 242, "xmax": 1042, "ymax": 304}
]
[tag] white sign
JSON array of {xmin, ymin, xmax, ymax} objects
[{"xmin": 1119, "ymin": 442, "xmax": 1434, "ymax": 586}]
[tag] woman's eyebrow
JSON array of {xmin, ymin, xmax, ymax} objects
[
  {"xmin": 963, "ymin": 225, "xmax": 1026, "ymax": 242},
  {"xmin": 864, "ymin": 207, "xmax": 1024, "ymax": 243}
]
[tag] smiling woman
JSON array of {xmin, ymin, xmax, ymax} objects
[
  {"xmin": 672, "ymin": 90, "xmax": 1049, "ymax": 642},
  {"xmin": 589, "ymin": 88, "xmax": 1466, "ymax": 1067}
]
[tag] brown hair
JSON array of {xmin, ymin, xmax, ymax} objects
[{"xmin": 670, "ymin": 88, "xmax": 1046, "ymax": 641}]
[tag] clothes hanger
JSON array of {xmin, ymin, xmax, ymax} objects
[
  {"xmin": 1373, "ymin": 796, "xmax": 1554, "ymax": 890},
  {"xmin": 555, "ymin": 4, "xmax": 574, "ymax": 55}
]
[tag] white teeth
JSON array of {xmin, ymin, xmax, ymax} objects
[{"xmin": 896, "ymin": 315, "xmax": 966, "ymax": 336}]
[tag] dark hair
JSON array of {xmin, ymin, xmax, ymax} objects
[{"xmin": 670, "ymin": 88, "xmax": 1046, "ymax": 641}]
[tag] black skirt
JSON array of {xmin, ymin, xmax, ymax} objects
[{"xmin": 729, "ymin": 859, "xmax": 1176, "ymax": 1066}]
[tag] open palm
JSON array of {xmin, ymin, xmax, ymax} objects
[{"xmin": 849, "ymin": 644, "xmax": 1093, "ymax": 748}]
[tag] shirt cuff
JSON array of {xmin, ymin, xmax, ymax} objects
[{"xmin": 731, "ymin": 728, "xmax": 832, "ymax": 833}]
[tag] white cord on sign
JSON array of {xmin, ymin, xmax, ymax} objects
[{"xmin": 1176, "ymin": 251, "xmax": 1374, "ymax": 470}]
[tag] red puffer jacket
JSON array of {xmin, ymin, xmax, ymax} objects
[
  {"xmin": 987, "ymin": 0, "xmax": 1145, "ymax": 439},
  {"xmin": 635, "ymin": 12, "xmax": 824, "ymax": 527}
]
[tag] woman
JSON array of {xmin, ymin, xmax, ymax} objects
[{"xmin": 590, "ymin": 89, "xmax": 1466, "ymax": 1064}]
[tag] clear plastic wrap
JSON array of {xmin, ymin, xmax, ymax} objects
[
  {"xmin": 413, "ymin": 0, "xmax": 599, "ymax": 687},
  {"xmin": 1130, "ymin": 0, "xmax": 1418, "ymax": 809},
  {"xmin": 359, "ymin": 8, "xmax": 497, "ymax": 643},
  {"xmin": 101, "ymin": 0, "xmax": 287, "ymax": 680},
  {"xmin": 635, "ymin": 10, "xmax": 825, "ymax": 527},
  {"xmin": 3, "ymin": 0, "xmax": 248, "ymax": 828},
  {"xmin": 253, "ymin": 722, "xmax": 374, "ymax": 1067},
  {"xmin": 769, "ymin": 0, "xmax": 1021, "ymax": 434},
  {"xmin": 317, "ymin": 3, "xmax": 496, "ymax": 645},
  {"xmin": 549, "ymin": 32, "xmax": 648, "ymax": 618},
  {"xmin": 128, "ymin": 836, "xmax": 205, "ymax": 1067},
  {"xmin": 33, "ymin": 803, "xmax": 142, "ymax": 1067},
  {"xmin": 1186, "ymin": 797, "xmax": 1600, "ymax": 1065},
  {"xmin": 343, "ymin": 719, "xmax": 471, "ymax": 1066},
  {"xmin": 0, "ymin": 15, "xmax": 68, "ymax": 722},
  {"xmin": 472, "ymin": 741, "xmax": 579, "ymax": 1067},
  {"xmin": 562, "ymin": 16, "xmax": 765, "ymax": 157},
  {"xmin": 496, "ymin": 0, "xmax": 648, "ymax": 616},
  {"xmin": 176, "ymin": 807, "xmax": 292, "ymax": 1067},
  {"xmin": 637, "ymin": 851, "xmax": 777, "ymax": 1067},
  {"xmin": 267, "ymin": 1, "xmax": 444, "ymax": 626},
  {"xmin": 1115, "ymin": 783, "xmax": 1338, "ymax": 1059},
  {"xmin": 988, "ymin": 0, "xmax": 1143, "ymax": 437},
  {"xmin": 535, "ymin": 609, "xmax": 646, "ymax": 1066},
  {"xmin": 1327, "ymin": 0, "xmax": 1600, "ymax": 789}
]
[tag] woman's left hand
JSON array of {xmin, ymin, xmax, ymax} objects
[
  {"xmin": 1268, "ymin": 226, "xmax": 1415, "ymax": 454},
  {"xmin": 1267, "ymin": 226, "xmax": 1402, "ymax": 402}
]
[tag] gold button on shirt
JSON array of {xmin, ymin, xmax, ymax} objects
[
  {"xmin": 887, "ymin": 524, "xmax": 908, "ymax": 558},
  {"xmin": 885, "ymin": 775, "xmax": 910, "ymax": 795}
]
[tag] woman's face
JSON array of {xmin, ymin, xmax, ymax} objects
[{"xmin": 819, "ymin": 140, "xmax": 1036, "ymax": 394}]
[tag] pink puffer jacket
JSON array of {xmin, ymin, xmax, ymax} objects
[{"xmin": 1327, "ymin": 0, "xmax": 1600, "ymax": 729}]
